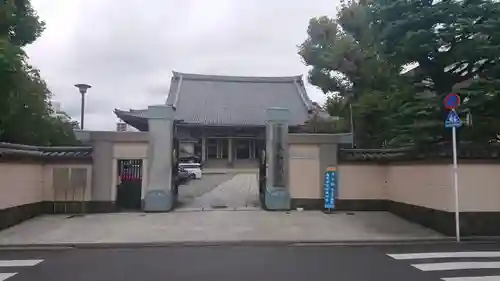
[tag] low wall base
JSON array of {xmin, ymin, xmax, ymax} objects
[
  {"xmin": 291, "ymin": 199, "xmax": 387, "ymax": 211},
  {"xmin": 291, "ymin": 198, "xmax": 500, "ymax": 236},
  {"xmin": 388, "ymin": 201, "xmax": 500, "ymax": 237},
  {"xmin": 0, "ymin": 202, "xmax": 42, "ymax": 232},
  {"xmin": 0, "ymin": 201, "xmax": 117, "ymax": 231}
]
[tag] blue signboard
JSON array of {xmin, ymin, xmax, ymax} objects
[
  {"xmin": 445, "ymin": 110, "xmax": 462, "ymax": 128},
  {"xmin": 323, "ymin": 167, "xmax": 337, "ymax": 209}
]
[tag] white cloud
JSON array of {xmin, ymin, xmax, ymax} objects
[{"xmin": 27, "ymin": 0, "xmax": 340, "ymax": 130}]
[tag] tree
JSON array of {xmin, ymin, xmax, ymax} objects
[
  {"xmin": 298, "ymin": 1, "xmax": 406, "ymax": 147},
  {"xmin": 299, "ymin": 0, "xmax": 500, "ymax": 147},
  {"xmin": 0, "ymin": 0, "xmax": 78, "ymax": 145},
  {"xmin": 369, "ymin": 0, "xmax": 500, "ymax": 145}
]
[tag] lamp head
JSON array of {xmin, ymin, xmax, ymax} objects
[{"xmin": 75, "ymin": 84, "xmax": 92, "ymax": 94}]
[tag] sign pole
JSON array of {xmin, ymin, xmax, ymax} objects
[
  {"xmin": 444, "ymin": 93, "xmax": 461, "ymax": 242},
  {"xmin": 451, "ymin": 114, "xmax": 460, "ymax": 242}
]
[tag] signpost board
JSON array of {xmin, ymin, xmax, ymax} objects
[
  {"xmin": 323, "ymin": 167, "xmax": 337, "ymax": 212},
  {"xmin": 445, "ymin": 110, "xmax": 462, "ymax": 128},
  {"xmin": 444, "ymin": 93, "xmax": 461, "ymax": 110},
  {"xmin": 443, "ymin": 93, "xmax": 461, "ymax": 242}
]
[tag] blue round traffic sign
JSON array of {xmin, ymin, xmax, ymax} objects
[{"xmin": 444, "ymin": 93, "xmax": 460, "ymax": 109}]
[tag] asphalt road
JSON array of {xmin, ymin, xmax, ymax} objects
[{"xmin": 3, "ymin": 242, "xmax": 500, "ymax": 281}]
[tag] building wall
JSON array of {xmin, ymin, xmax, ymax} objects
[
  {"xmin": 90, "ymin": 131, "xmax": 149, "ymax": 203},
  {"xmin": 288, "ymin": 133, "xmax": 344, "ymax": 210},
  {"xmin": 289, "ymin": 144, "xmax": 321, "ymax": 199},
  {"xmin": 0, "ymin": 163, "xmax": 44, "ymax": 210},
  {"xmin": 3, "ymin": 131, "xmax": 500, "ymax": 236},
  {"xmin": 286, "ymin": 133, "xmax": 500, "ymax": 235},
  {"xmin": 91, "ymin": 140, "xmax": 114, "ymax": 201},
  {"xmin": 325, "ymin": 162, "xmax": 500, "ymax": 235},
  {"xmin": 0, "ymin": 161, "xmax": 93, "ymax": 231},
  {"xmin": 334, "ymin": 163, "xmax": 500, "ymax": 213},
  {"xmin": 337, "ymin": 165, "xmax": 387, "ymax": 201}
]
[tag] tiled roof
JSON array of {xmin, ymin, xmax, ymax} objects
[
  {"xmin": 0, "ymin": 142, "xmax": 93, "ymax": 160},
  {"xmin": 116, "ymin": 71, "xmax": 315, "ymax": 127},
  {"xmin": 339, "ymin": 144, "xmax": 500, "ymax": 162}
]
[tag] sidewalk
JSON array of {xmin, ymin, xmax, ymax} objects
[{"xmin": 0, "ymin": 211, "xmax": 446, "ymax": 247}]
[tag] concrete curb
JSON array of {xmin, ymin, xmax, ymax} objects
[{"xmin": 1, "ymin": 237, "xmax": 500, "ymax": 251}]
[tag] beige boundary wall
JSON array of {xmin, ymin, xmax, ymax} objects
[
  {"xmin": 0, "ymin": 162, "xmax": 93, "ymax": 209},
  {"xmin": 338, "ymin": 164, "xmax": 500, "ymax": 213},
  {"xmin": 2, "ymin": 131, "xmax": 500, "ymax": 236},
  {"xmin": 287, "ymin": 135, "xmax": 500, "ymax": 236},
  {"xmin": 0, "ymin": 161, "xmax": 92, "ymax": 230}
]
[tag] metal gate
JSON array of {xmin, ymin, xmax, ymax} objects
[{"xmin": 116, "ymin": 159, "xmax": 143, "ymax": 210}]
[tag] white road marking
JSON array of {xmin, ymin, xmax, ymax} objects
[
  {"xmin": 0, "ymin": 259, "xmax": 43, "ymax": 267},
  {"xmin": 412, "ymin": 262, "xmax": 500, "ymax": 271},
  {"xmin": 0, "ymin": 273, "xmax": 17, "ymax": 281},
  {"xmin": 388, "ymin": 252, "xmax": 500, "ymax": 260},
  {"xmin": 441, "ymin": 276, "xmax": 500, "ymax": 281}
]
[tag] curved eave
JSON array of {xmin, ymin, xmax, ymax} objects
[{"xmin": 114, "ymin": 109, "xmax": 149, "ymax": 131}]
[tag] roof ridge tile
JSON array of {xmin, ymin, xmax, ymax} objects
[{"xmin": 172, "ymin": 71, "xmax": 302, "ymax": 83}]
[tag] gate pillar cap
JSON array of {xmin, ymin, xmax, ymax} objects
[
  {"xmin": 148, "ymin": 105, "xmax": 175, "ymax": 120},
  {"xmin": 266, "ymin": 107, "xmax": 290, "ymax": 123}
]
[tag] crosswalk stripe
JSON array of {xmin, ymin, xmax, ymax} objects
[
  {"xmin": 388, "ymin": 252, "xmax": 500, "ymax": 260},
  {"xmin": 441, "ymin": 276, "xmax": 500, "ymax": 281},
  {"xmin": 412, "ymin": 262, "xmax": 500, "ymax": 271},
  {"xmin": 0, "ymin": 260, "xmax": 43, "ymax": 267},
  {"xmin": 0, "ymin": 273, "xmax": 17, "ymax": 281}
]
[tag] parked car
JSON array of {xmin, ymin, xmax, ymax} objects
[
  {"xmin": 177, "ymin": 167, "xmax": 190, "ymax": 184},
  {"xmin": 179, "ymin": 163, "xmax": 203, "ymax": 179}
]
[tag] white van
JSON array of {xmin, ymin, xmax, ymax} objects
[{"xmin": 179, "ymin": 163, "xmax": 203, "ymax": 179}]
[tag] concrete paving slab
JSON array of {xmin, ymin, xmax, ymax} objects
[
  {"xmin": 177, "ymin": 174, "xmax": 236, "ymax": 208},
  {"xmin": 178, "ymin": 173, "xmax": 260, "ymax": 210},
  {"xmin": 0, "ymin": 211, "xmax": 445, "ymax": 246}
]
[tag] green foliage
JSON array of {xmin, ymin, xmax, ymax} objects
[
  {"xmin": 304, "ymin": 114, "xmax": 349, "ymax": 134},
  {"xmin": 299, "ymin": 0, "xmax": 500, "ymax": 148},
  {"xmin": 0, "ymin": 0, "xmax": 77, "ymax": 146}
]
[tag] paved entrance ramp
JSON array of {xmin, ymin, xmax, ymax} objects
[
  {"xmin": 0, "ymin": 212, "xmax": 444, "ymax": 246},
  {"xmin": 177, "ymin": 173, "xmax": 260, "ymax": 211}
]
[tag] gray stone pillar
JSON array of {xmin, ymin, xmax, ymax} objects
[
  {"xmin": 228, "ymin": 138, "xmax": 233, "ymax": 165},
  {"xmin": 201, "ymin": 136, "xmax": 206, "ymax": 163},
  {"xmin": 265, "ymin": 107, "xmax": 290, "ymax": 210},
  {"xmin": 144, "ymin": 105, "xmax": 175, "ymax": 212}
]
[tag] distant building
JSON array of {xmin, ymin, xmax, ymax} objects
[
  {"xmin": 114, "ymin": 71, "xmax": 324, "ymax": 167},
  {"xmin": 116, "ymin": 122, "xmax": 128, "ymax": 132},
  {"xmin": 50, "ymin": 101, "xmax": 71, "ymax": 122}
]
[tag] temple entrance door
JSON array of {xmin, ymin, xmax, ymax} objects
[
  {"xmin": 207, "ymin": 138, "xmax": 217, "ymax": 159},
  {"xmin": 235, "ymin": 139, "xmax": 250, "ymax": 159}
]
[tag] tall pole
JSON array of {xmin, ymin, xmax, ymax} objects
[
  {"xmin": 75, "ymin": 84, "xmax": 91, "ymax": 130},
  {"xmin": 80, "ymin": 92, "xmax": 85, "ymax": 130},
  {"xmin": 452, "ymin": 116, "xmax": 460, "ymax": 242},
  {"xmin": 349, "ymin": 103, "xmax": 355, "ymax": 148},
  {"xmin": 444, "ymin": 93, "xmax": 461, "ymax": 242}
]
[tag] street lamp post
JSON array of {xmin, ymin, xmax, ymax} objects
[
  {"xmin": 349, "ymin": 103, "xmax": 355, "ymax": 148},
  {"xmin": 74, "ymin": 84, "xmax": 92, "ymax": 130}
]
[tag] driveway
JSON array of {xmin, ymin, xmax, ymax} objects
[
  {"xmin": 177, "ymin": 173, "xmax": 260, "ymax": 211},
  {"xmin": 177, "ymin": 174, "xmax": 236, "ymax": 209}
]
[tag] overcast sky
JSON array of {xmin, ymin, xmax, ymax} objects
[{"xmin": 27, "ymin": 0, "xmax": 340, "ymax": 130}]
